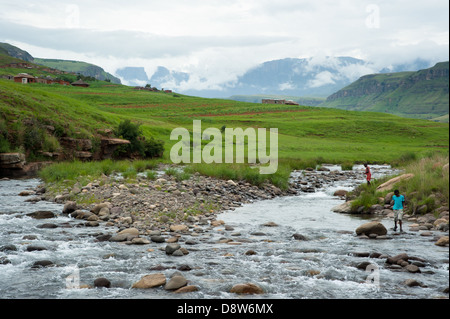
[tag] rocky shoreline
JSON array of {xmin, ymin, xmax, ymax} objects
[{"xmin": 8, "ymin": 164, "xmax": 449, "ymax": 294}]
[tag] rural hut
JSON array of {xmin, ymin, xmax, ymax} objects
[
  {"xmin": 13, "ymin": 73, "xmax": 36, "ymax": 84},
  {"xmin": 71, "ymin": 79, "xmax": 90, "ymax": 87}
]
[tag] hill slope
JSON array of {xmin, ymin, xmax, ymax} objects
[
  {"xmin": 1, "ymin": 76, "xmax": 448, "ymax": 167},
  {"xmin": 0, "ymin": 42, "xmax": 121, "ymax": 84},
  {"xmin": 34, "ymin": 58, "xmax": 121, "ymax": 84},
  {"xmin": 320, "ymin": 62, "xmax": 449, "ymax": 122}
]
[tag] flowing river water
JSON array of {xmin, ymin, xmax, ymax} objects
[{"xmin": 0, "ymin": 165, "xmax": 448, "ymax": 299}]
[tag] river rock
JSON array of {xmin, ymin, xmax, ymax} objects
[
  {"xmin": 435, "ymin": 236, "xmax": 449, "ymax": 247},
  {"xmin": 405, "ymin": 264, "xmax": 421, "ymax": 273},
  {"xmin": 118, "ymin": 227, "xmax": 139, "ymax": 237},
  {"xmin": 0, "ymin": 244, "xmax": 17, "ymax": 252},
  {"xmin": 404, "ymin": 279, "xmax": 425, "ymax": 287},
  {"xmin": 19, "ymin": 190, "xmax": 35, "ymax": 196},
  {"xmin": 333, "ymin": 189, "xmax": 348, "ymax": 197},
  {"xmin": 173, "ymin": 285, "xmax": 199, "ymax": 293},
  {"xmin": 151, "ymin": 235, "xmax": 166, "ymax": 243},
  {"xmin": 62, "ymin": 201, "xmax": 77, "ymax": 214},
  {"xmin": 36, "ymin": 223, "xmax": 58, "ymax": 229},
  {"xmin": 166, "ymin": 243, "xmax": 181, "ymax": 255},
  {"xmin": 91, "ymin": 202, "xmax": 112, "ymax": 214},
  {"xmin": 332, "ymin": 201, "xmax": 354, "ymax": 213},
  {"xmin": 355, "ymin": 221, "xmax": 387, "ymax": 236},
  {"xmin": 386, "ymin": 253, "xmax": 409, "ymax": 265},
  {"xmin": 27, "ymin": 210, "xmax": 55, "ymax": 219},
  {"xmin": 31, "ymin": 260, "xmax": 54, "ymax": 268},
  {"xmin": 131, "ymin": 237, "xmax": 150, "ymax": 245},
  {"xmin": 94, "ymin": 277, "xmax": 111, "ymax": 288},
  {"xmin": 170, "ymin": 224, "xmax": 189, "ymax": 232},
  {"xmin": 230, "ymin": 283, "xmax": 264, "ymax": 295},
  {"xmin": 164, "ymin": 275, "xmax": 188, "ymax": 290},
  {"xmin": 132, "ymin": 273, "xmax": 166, "ymax": 289},
  {"xmin": 293, "ymin": 233, "xmax": 308, "ymax": 241}
]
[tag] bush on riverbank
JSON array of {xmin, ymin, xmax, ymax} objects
[{"xmin": 350, "ymin": 153, "xmax": 449, "ymax": 215}]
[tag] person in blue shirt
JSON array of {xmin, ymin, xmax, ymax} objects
[{"xmin": 391, "ymin": 189, "xmax": 405, "ymax": 232}]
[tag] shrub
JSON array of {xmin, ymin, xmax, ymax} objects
[
  {"xmin": 114, "ymin": 120, "xmax": 164, "ymax": 159},
  {"xmin": 341, "ymin": 161, "xmax": 354, "ymax": 171}
]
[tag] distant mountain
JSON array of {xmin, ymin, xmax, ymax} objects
[
  {"xmin": 115, "ymin": 67, "xmax": 149, "ymax": 85},
  {"xmin": 320, "ymin": 62, "xmax": 449, "ymax": 122},
  {"xmin": 0, "ymin": 42, "xmax": 34, "ymax": 62},
  {"xmin": 116, "ymin": 66, "xmax": 189, "ymax": 89},
  {"xmin": 116, "ymin": 56, "xmax": 435, "ymax": 99}
]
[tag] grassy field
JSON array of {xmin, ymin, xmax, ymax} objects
[{"xmin": 1, "ymin": 77, "xmax": 448, "ymax": 167}]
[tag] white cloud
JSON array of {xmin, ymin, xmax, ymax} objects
[
  {"xmin": 0, "ymin": 0, "xmax": 448, "ymax": 91},
  {"xmin": 307, "ymin": 71, "xmax": 336, "ymax": 88}
]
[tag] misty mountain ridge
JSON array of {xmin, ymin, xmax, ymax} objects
[
  {"xmin": 115, "ymin": 56, "xmax": 434, "ymax": 98},
  {"xmin": 319, "ymin": 61, "xmax": 449, "ymax": 122}
]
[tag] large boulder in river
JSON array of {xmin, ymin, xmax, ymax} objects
[
  {"xmin": 355, "ymin": 221, "xmax": 387, "ymax": 236},
  {"xmin": 376, "ymin": 174, "xmax": 414, "ymax": 192}
]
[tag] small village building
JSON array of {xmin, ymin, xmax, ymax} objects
[
  {"xmin": 71, "ymin": 79, "xmax": 90, "ymax": 87},
  {"xmin": 13, "ymin": 73, "xmax": 36, "ymax": 84},
  {"xmin": 262, "ymin": 99, "xmax": 299, "ymax": 105},
  {"xmin": 262, "ymin": 99, "xmax": 286, "ymax": 105}
]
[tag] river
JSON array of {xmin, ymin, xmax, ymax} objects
[{"xmin": 0, "ymin": 165, "xmax": 448, "ymax": 299}]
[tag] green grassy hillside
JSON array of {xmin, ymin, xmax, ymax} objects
[
  {"xmin": 1, "ymin": 77, "xmax": 448, "ymax": 167},
  {"xmin": 33, "ymin": 58, "xmax": 121, "ymax": 84},
  {"xmin": 320, "ymin": 62, "xmax": 449, "ymax": 122}
]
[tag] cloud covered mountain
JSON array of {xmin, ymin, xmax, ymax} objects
[{"xmin": 115, "ymin": 56, "xmax": 434, "ymax": 98}]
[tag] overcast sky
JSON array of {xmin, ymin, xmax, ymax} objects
[{"xmin": 0, "ymin": 0, "xmax": 448, "ymax": 89}]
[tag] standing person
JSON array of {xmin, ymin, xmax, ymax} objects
[
  {"xmin": 363, "ymin": 163, "xmax": 371, "ymax": 185},
  {"xmin": 391, "ymin": 189, "xmax": 405, "ymax": 232}
]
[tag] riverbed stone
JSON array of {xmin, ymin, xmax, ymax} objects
[
  {"xmin": 332, "ymin": 201, "xmax": 354, "ymax": 213},
  {"xmin": 355, "ymin": 221, "xmax": 387, "ymax": 236},
  {"xmin": 170, "ymin": 224, "xmax": 189, "ymax": 232},
  {"xmin": 166, "ymin": 243, "xmax": 181, "ymax": 255},
  {"xmin": 151, "ymin": 235, "xmax": 166, "ymax": 243},
  {"xmin": 387, "ymin": 253, "xmax": 409, "ymax": 265},
  {"xmin": 31, "ymin": 260, "xmax": 54, "ymax": 268},
  {"xmin": 36, "ymin": 223, "xmax": 58, "ymax": 229},
  {"xmin": 292, "ymin": 233, "xmax": 307, "ymax": 241},
  {"xmin": 0, "ymin": 244, "xmax": 17, "ymax": 252},
  {"xmin": 131, "ymin": 237, "xmax": 150, "ymax": 245},
  {"xmin": 132, "ymin": 273, "xmax": 166, "ymax": 289},
  {"xmin": 94, "ymin": 277, "xmax": 111, "ymax": 288},
  {"xmin": 164, "ymin": 275, "xmax": 187, "ymax": 290},
  {"xmin": 404, "ymin": 279, "xmax": 425, "ymax": 287},
  {"xmin": 173, "ymin": 285, "xmax": 199, "ymax": 293},
  {"xmin": 435, "ymin": 236, "xmax": 449, "ymax": 247},
  {"xmin": 230, "ymin": 283, "xmax": 264, "ymax": 295},
  {"xmin": 27, "ymin": 210, "xmax": 55, "ymax": 219},
  {"xmin": 62, "ymin": 201, "xmax": 77, "ymax": 214},
  {"xmin": 405, "ymin": 264, "xmax": 421, "ymax": 273}
]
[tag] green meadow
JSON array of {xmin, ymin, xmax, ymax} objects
[{"xmin": 1, "ymin": 78, "xmax": 448, "ymax": 167}]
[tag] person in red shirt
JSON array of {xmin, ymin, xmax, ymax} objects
[{"xmin": 364, "ymin": 163, "xmax": 371, "ymax": 185}]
